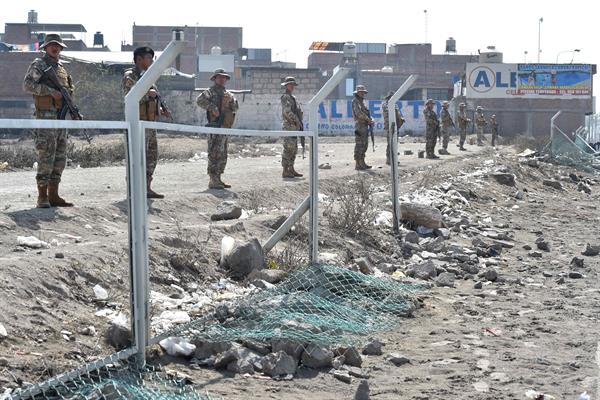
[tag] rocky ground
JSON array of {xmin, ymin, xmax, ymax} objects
[{"xmin": 0, "ymin": 134, "xmax": 599, "ymax": 399}]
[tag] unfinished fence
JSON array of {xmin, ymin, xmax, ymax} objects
[{"xmin": 2, "ymin": 31, "xmax": 420, "ymax": 400}]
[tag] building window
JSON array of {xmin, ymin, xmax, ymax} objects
[
  {"xmin": 426, "ymin": 88, "xmax": 452, "ymax": 100},
  {"xmin": 401, "ymin": 88, "xmax": 422, "ymax": 101}
]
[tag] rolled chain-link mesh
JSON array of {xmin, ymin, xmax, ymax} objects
[
  {"xmin": 164, "ymin": 264, "xmax": 421, "ymax": 346},
  {"xmin": 14, "ymin": 361, "xmax": 213, "ymax": 400}
]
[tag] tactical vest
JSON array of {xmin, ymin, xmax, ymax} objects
[
  {"xmin": 34, "ymin": 61, "xmax": 70, "ymax": 113},
  {"xmin": 140, "ymin": 98, "xmax": 158, "ymax": 121}
]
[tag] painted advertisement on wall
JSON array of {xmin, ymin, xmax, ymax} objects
[
  {"xmin": 305, "ymin": 99, "xmax": 445, "ymax": 135},
  {"xmin": 466, "ymin": 63, "xmax": 592, "ymax": 99}
]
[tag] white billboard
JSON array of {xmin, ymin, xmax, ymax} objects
[{"xmin": 466, "ymin": 63, "xmax": 592, "ymax": 99}]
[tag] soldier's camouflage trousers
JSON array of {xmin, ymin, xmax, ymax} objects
[
  {"xmin": 281, "ymin": 137, "xmax": 298, "ymax": 168},
  {"xmin": 34, "ymin": 111, "xmax": 67, "ymax": 187},
  {"xmin": 476, "ymin": 126, "xmax": 485, "ymax": 145},
  {"xmin": 354, "ymin": 125, "xmax": 369, "ymax": 160},
  {"xmin": 207, "ymin": 134, "xmax": 228, "ymax": 175},
  {"xmin": 441, "ymin": 126, "xmax": 450, "ymax": 150},
  {"xmin": 425, "ymin": 128, "xmax": 437, "ymax": 157},
  {"xmin": 459, "ymin": 126, "xmax": 467, "ymax": 148},
  {"xmin": 491, "ymin": 131, "xmax": 498, "ymax": 147},
  {"xmin": 146, "ymin": 129, "xmax": 158, "ymax": 182}
]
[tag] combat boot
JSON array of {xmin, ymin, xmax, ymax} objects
[
  {"xmin": 48, "ymin": 182, "xmax": 73, "ymax": 207},
  {"xmin": 282, "ymin": 166, "xmax": 295, "ymax": 178},
  {"xmin": 147, "ymin": 187, "xmax": 165, "ymax": 199},
  {"xmin": 36, "ymin": 184, "xmax": 50, "ymax": 208},
  {"xmin": 218, "ymin": 176, "xmax": 232, "ymax": 189},
  {"xmin": 208, "ymin": 174, "xmax": 225, "ymax": 189},
  {"xmin": 361, "ymin": 159, "xmax": 372, "ymax": 169},
  {"xmin": 355, "ymin": 159, "xmax": 366, "ymax": 170},
  {"xmin": 291, "ymin": 166, "xmax": 303, "ymax": 177}
]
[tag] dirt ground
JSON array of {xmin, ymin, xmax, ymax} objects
[{"xmin": 0, "ymin": 134, "xmax": 599, "ymax": 399}]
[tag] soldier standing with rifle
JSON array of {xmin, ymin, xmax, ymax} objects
[
  {"xmin": 475, "ymin": 106, "xmax": 487, "ymax": 146},
  {"xmin": 490, "ymin": 114, "xmax": 499, "ymax": 147},
  {"xmin": 280, "ymin": 76, "xmax": 304, "ymax": 179},
  {"xmin": 423, "ymin": 99, "xmax": 440, "ymax": 159},
  {"xmin": 122, "ymin": 46, "xmax": 172, "ymax": 199},
  {"xmin": 439, "ymin": 100, "xmax": 454, "ymax": 155},
  {"xmin": 382, "ymin": 91, "xmax": 405, "ymax": 165},
  {"xmin": 23, "ymin": 34, "xmax": 77, "ymax": 208},
  {"xmin": 352, "ymin": 85, "xmax": 374, "ymax": 170},
  {"xmin": 456, "ymin": 102, "xmax": 470, "ymax": 151},
  {"xmin": 197, "ymin": 69, "xmax": 239, "ymax": 190}
]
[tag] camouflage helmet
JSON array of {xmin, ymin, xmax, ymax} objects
[
  {"xmin": 353, "ymin": 85, "xmax": 368, "ymax": 94},
  {"xmin": 383, "ymin": 91, "xmax": 395, "ymax": 100},
  {"xmin": 491, "ymin": 114, "xmax": 496, "ymax": 118},
  {"xmin": 476, "ymin": 105, "xmax": 483, "ymax": 110},
  {"xmin": 281, "ymin": 76, "xmax": 298, "ymax": 87},
  {"xmin": 442, "ymin": 100, "xmax": 450, "ymax": 107},
  {"xmin": 210, "ymin": 68, "xmax": 231, "ymax": 81},
  {"xmin": 459, "ymin": 102, "xmax": 466, "ymax": 108},
  {"xmin": 40, "ymin": 33, "xmax": 67, "ymax": 49},
  {"xmin": 425, "ymin": 98, "xmax": 435, "ymax": 105}
]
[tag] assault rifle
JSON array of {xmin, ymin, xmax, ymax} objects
[{"xmin": 42, "ymin": 66, "xmax": 83, "ymax": 120}]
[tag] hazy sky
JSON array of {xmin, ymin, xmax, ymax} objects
[{"xmin": 2, "ymin": 0, "xmax": 596, "ymax": 75}]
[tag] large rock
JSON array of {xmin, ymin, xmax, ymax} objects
[
  {"xmin": 248, "ymin": 268, "xmax": 287, "ymax": 284},
  {"xmin": 354, "ymin": 380, "xmax": 370, "ymax": 400},
  {"xmin": 409, "ymin": 260, "xmax": 437, "ymax": 280},
  {"xmin": 301, "ymin": 344, "xmax": 333, "ymax": 368},
  {"xmin": 399, "ymin": 203, "xmax": 442, "ymax": 229},
  {"xmin": 582, "ymin": 243, "xmax": 600, "ymax": 257},
  {"xmin": 210, "ymin": 201, "xmax": 242, "ymax": 221},
  {"xmin": 106, "ymin": 320, "xmax": 131, "ymax": 350},
  {"xmin": 362, "ymin": 339, "xmax": 383, "ymax": 356},
  {"xmin": 386, "ymin": 353, "xmax": 410, "ymax": 367},
  {"xmin": 271, "ymin": 339, "xmax": 304, "ymax": 360},
  {"xmin": 490, "ymin": 173, "xmax": 516, "ymax": 186},
  {"xmin": 335, "ymin": 346, "xmax": 363, "ymax": 367},
  {"xmin": 262, "ymin": 351, "xmax": 297, "ymax": 377},
  {"xmin": 542, "ymin": 179, "xmax": 563, "ymax": 190},
  {"xmin": 221, "ymin": 238, "xmax": 265, "ymax": 280},
  {"xmin": 194, "ymin": 341, "xmax": 231, "ymax": 360},
  {"xmin": 435, "ymin": 272, "xmax": 455, "ymax": 287}
]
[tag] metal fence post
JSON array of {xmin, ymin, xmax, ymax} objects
[
  {"xmin": 387, "ymin": 75, "xmax": 417, "ymax": 233},
  {"xmin": 124, "ymin": 35, "xmax": 185, "ymax": 368},
  {"xmin": 307, "ymin": 67, "xmax": 350, "ymax": 264}
]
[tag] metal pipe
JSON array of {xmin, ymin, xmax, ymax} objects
[
  {"xmin": 139, "ymin": 121, "xmax": 307, "ymax": 137},
  {"xmin": 387, "ymin": 75, "xmax": 417, "ymax": 233},
  {"xmin": 124, "ymin": 37, "xmax": 185, "ymax": 368},
  {"xmin": 307, "ymin": 67, "xmax": 350, "ymax": 264},
  {"xmin": 263, "ymin": 196, "xmax": 310, "ymax": 254},
  {"xmin": 550, "ymin": 110, "xmax": 562, "ymax": 143},
  {"xmin": 0, "ymin": 119, "xmax": 127, "ymax": 129}
]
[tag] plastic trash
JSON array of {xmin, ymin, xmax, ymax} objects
[
  {"xmin": 159, "ymin": 337, "xmax": 196, "ymax": 357},
  {"xmin": 525, "ymin": 389, "xmax": 555, "ymax": 399},
  {"xmin": 93, "ymin": 284, "xmax": 109, "ymax": 301},
  {"xmin": 17, "ymin": 236, "xmax": 50, "ymax": 249},
  {"xmin": 579, "ymin": 392, "xmax": 590, "ymax": 400},
  {"xmin": 220, "ymin": 236, "xmax": 235, "ymax": 264}
]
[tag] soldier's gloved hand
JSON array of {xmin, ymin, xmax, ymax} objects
[
  {"xmin": 51, "ymin": 90, "xmax": 62, "ymax": 101},
  {"xmin": 211, "ymin": 108, "xmax": 220, "ymax": 118},
  {"xmin": 161, "ymin": 108, "xmax": 172, "ymax": 119},
  {"xmin": 147, "ymin": 89, "xmax": 158, "ymax": 98}
]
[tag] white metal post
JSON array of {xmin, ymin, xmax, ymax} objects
[
  {"xmin": 387, "ymin": 75, "xmax": 418, "ymax": 233},
  {"xmin": 307, "ymin": 67, "xmax": 350, "ymax": 264},
  {"xmin": 124, "ymin": 35, "xmax": 185, "ymax": 367}
]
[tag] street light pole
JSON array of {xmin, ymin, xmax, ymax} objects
[
  {"xmin": 524, "ymin": 51, "xmax": 528, "ymax": 63},
  {"xmin": 555, "ymin": 49, "xmax": 581, "ymax": 63},
  {"xmin": 537, "ymin": 17, "xmax": 543, "ymax": 63}
]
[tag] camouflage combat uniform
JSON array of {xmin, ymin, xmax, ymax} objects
[
  {"xmin": 121, "ymin": 67, "xmax": 160, "ymax": 185},
  {"xmin": 382, "ymin": 98, "xmax": 404, "ymax": 164},
  {"xmin": 281, "ymin": 91, "xmax": 303, "ymax": 169},
  {"xmin": 352, "ymin": 94, "xmax": 371, "ymax": 162},
  {"xmin": 475, "ymin": 109, "xmax": 487, "ymax": 146},
  {"xmin": 423, "ymin": 105, "xmax": 439, "ymax": 158},
  {"xmin": 196, "ymin": 85, "xmax": 238, "ymax": 177},
  {"xmin": 457, "ymin": 105, "xmax": 470, "ymax": 150},
  {"xmin": 439, "ymin": 106, "xmax": 454, "ymax": 151},
  {"xmin": 491, "ymin": 117, "xmax": 499, "ymax": 147},
  {"xmin": 23, "ymin": 53, "xmax": 73, "ymax": 189}
]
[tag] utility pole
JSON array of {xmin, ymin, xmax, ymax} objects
[{"xmin": 424, "ymin": 10, "xmax": 428, "ymax": 43}]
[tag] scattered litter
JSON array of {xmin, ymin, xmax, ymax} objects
[
  {"xmin": 318, "ymin": 163, "xmax": 332, "ymax": 170},
  {"xmin": 17, "ymin": 236, "xmax": 50, "ymax": 249},
  {"xmin": 373, "ymin": 211, "xmax": 393, "ymax": 227},
  {"xmin": 159, "ymin": 337, "xmax": 196, "ymax": 357},
  {"xmin": 93, "ymin": 284, "xmax": 109, "ymax": 301},
  {"xmin": 0, "ymin": 323, "xmax": 7, "ymax": 339},
  {"xmin": 525, "ymin": 389, "xmax": 555, "ymax": 399}
]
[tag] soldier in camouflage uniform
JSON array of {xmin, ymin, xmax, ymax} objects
[
  {"xmin": 197, "ymin": 69, "xmax": 239, "ymax": 189},
  {"xmin": 490, "ymin": 114, "xmax": 499, "ymax": 147},
  {"xmin": 423, "ymin": 99, "xmax": 440, "ymax": 159},
  {"xmin": 122, "ymin": 46, "xmax": 171, "ymax": 199},
  {"xmin": 23, "ymin": 34, "xmax": 74, "ymax": 208},
  {"xmin": 456, "ymin": 103, "xmax": 470, "ymax": 151},
  {"xmin": 352, "ymin": 85, "xmax": 374, "ymax": 170},
  {"xmin": 438, "ymin": 100, "xmax": 454, "ymax": 155},
  {"xmin": 475, "ymin": 106, "xmax": 487, "ymax": 146},
  {"xmin": 382, "ymin": 91, "xmax": 405, "ymax": 165},
  {"xmin": 280, "ymin": 76, "xmax": 303, "ymax": 178}
]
